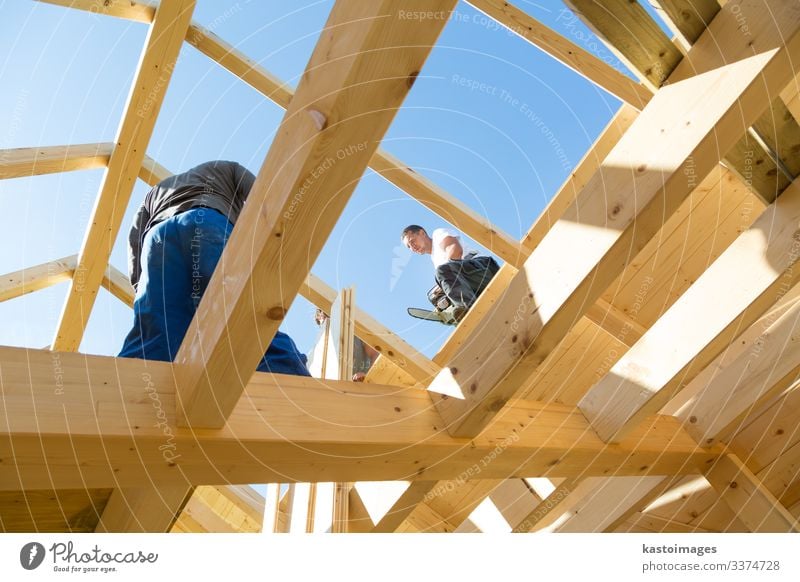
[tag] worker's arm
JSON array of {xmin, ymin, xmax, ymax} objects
[
  {"xmin": 440, "ymin": 235, "xmax": 463, "ymax": 261},
  {"xmin": 127, "ymin": 203, "xmax": 151, "ymax": 291}
]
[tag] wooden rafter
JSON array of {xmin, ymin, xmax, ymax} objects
[
  {"xmin": 50, "ymin": 0, "xmax": 196, "ymax": 352},
  {"xmin": 466, "ymin": 0, "xmax": 651, "ymax": 108},
  {"xmin": 173, "ymin": 0, "xmax": 457, "ymax": 428}
]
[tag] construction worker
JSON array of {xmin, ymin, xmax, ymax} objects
[
  {"xmin": 118, "ymin": 160, "xmax": 310, "ymax": 376},
  {"xmin": 401, "ymin": 224, "xmax": 499, "ymax": 322}
]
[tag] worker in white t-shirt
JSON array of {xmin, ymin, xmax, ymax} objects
[{"xmin": 401, "ymin": 225, "xmax": 499, "ymax": 321}]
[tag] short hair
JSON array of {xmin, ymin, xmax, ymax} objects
[{"xmin": 401, "ymin": 224, "xmax": 426, "ymax": 240}]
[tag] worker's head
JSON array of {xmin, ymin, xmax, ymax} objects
[
  {"xmin": 314, "ymin": 308, "xmax": 329, "ymax": 326},
  {"xmin": 401, "ymin": 225, "xmax": 432, "ymax": 255}
]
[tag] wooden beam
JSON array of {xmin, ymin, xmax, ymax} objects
[
  {"xmin": 580, "ymin": 175, "xmax": 800, "ymax": 442},
  {"xmin": 301, "ymin": 273, "xmax": 438, "ymax": 383},
  {"xmin": 512, "ymin": 477, "xmax": 598, "ymax": 532},
  {"xmin": 138, "ymin": 155, "xmax": 172, "ymax": 186},
  {"xmin": 174, "ymin": 0, "xmax": 456, "ymax": 428},
  {"xmin": 651, "ymin": 1, "xmax": 720, "ymax": 46},
  {"xmin": 431, "ymin": 16, "xmax": 800, "ymax": 438},
  {"xmin": 670, "ymin": 286, "xmax": 800, "ymax": 446},
  {"xmin": 368, "ymin": 150, "xmax": 528, "ymax": 266},
  {"xmin": 0, "ymin": 255, "xmax": 76, "ymax": 303},
  {"xmin": 0, "ymin": 347, "xmax": 720, "ymax": 490},
  {"xmin": 332, "ymin": 483, "xmax": 350, "ymax": 533},
  {"xmin": 563, "ymin": 0, "xmax": 683, "ymax": 91},
  {"xmin": 370, "ymin": 481, "xmax": 437, "ymax": 533},
  {"xmin": 96, "ymin": 484, "xmax": 192, "ymax": 532},
  {"xmin": 51, "ymin": 0, "xmax": 196, "ymax": 352},
  {"xmin": 0, "ymin": 143, "xmax": 112, "ymax": 180},
  {"xmin": 38, "ymin": 0, "xmax": 156, "ymax": 22},
  {"xmin": 705, "ymin": 453, "xmax": 798, "ymax": 532},
  {"xmin": 101, "ymin": 263, "xmax": 135, "ymax": 308},
  {"xmin": 519, "ymin": 103, "xmax": 639, "ymax": 253},
  {"xmin": 467, "ymin": 0, "xmax": 651, "ymax": 108},
  {"xmin": 329, "ymin": 288, "xmax": 355, "ymax": 382},
  {"xmin": 346, "ymin": 486, "xmax": 374, "ymax": 533}
]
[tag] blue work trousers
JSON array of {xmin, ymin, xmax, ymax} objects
[{"xmin": 119, "ymin": 207, "xmax": 310, "ymax": 376}]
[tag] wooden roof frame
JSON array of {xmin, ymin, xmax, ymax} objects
[{"xmin": 2, "ymin": 0, "xmax": 800, "ymax": 533}]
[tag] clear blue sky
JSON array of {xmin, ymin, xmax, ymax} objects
[{"xmin": 0, "ymin": 1, "xmax": 667, "ymax": 361}]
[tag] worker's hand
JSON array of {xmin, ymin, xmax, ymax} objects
[{"xmin": 352, "ymin": 372, "xmax": 366, "ymax": 382}]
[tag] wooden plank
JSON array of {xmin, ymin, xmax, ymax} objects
[
  {"xmin": 369, "ymin": 150, "xmax": 528, "ymax": 266},
  {"xmin": 466, "ymin": 0, "xmax": 651, "ymax": 108},
  {"xmin": 555, "ymin": 476, "xmax": 667, "ymax": 532},
  {"xmin": 563, "ymin": 0, "xmax": 683, "ymax": 90},
  {"xmin": 651, "ymin": 0, "xmax": 721, "ymax": 46},
  {"xmin": 581, "ymin": 176, "xmax": 800, "ymax": 442},
  {"xmin": 0, "ymin": 489, "xmax": 111, "ymax": 533},
  {"xmin": 301, "ymin": 273, "xmax": 437, "ymax": 382},
  {"xmin": 432, "ymin": 20, "xmax": 800, "ymax": 438},
  {"xmin": 512, "ymin": 477, "xmax": 599, "ymax": 532},
  {"xmin": 332, "ymin": 483, "xmax": 350, "ymax": 533},
  {"xmin": 671, "ymin": 287, "xmax": 800, "ymax": 446},
  {"xmin": 38, "ymin": 0, "xmax": 155, "ymax": 22},
  {"xmin": 138, "ymin": 155, "xmax": 172, "ymax": 186},
  {"xmin": 51, "ymin": 0, "xmax": 196, "ymax": 352},
  {"xmin": 371, "ymin": 481, "xmax": 437, "ymax": 533},
  {"xmin": 346, "ymin": 486, "xmax": 374, "ymax": 533},
  {"xmin": 0, "ymin": 143, "xmax": 112, "ymax": 180},
  {"xmin": 102, "ymin": 263, "xmax": 135, "ymax": 308},
  {"xmin": 330, "ymin": 288, "xmax": 355, "ymax": 382},
  {"xmin": 0, "ymin": 347, "xmax": 720, "ymax": 490},
  {"xmin": 174, "ymin": 0, "xmax": 456, "ymax": 428},
  {"xmin": 705, "ymin": 453, "xmax": 798, "ymax": 532},
  {"xmin": 96, "ymin": 484, "xmax": 192, "ymax": 532},
  {"xmin": 262, "ymin": 483, "xmax": 280, "ymax": 533},
  {"xmin": 0, "ymin": 255, "xmax": 76, "ymax": 303}
]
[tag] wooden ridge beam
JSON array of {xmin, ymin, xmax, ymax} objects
[
  {"xmin": 0, "ymin": 255, "xmax": 76, "ymax": 303},
  {"xmin": 0, "ymin": 143, "xmax": 113, "ymax": 180},
  {"xmin": 705, "ymin": 453, "xmax": 799, "ymax": 532},
  {"xmin": 51, "ymin": 0, "xmax": 196, "ymax": 352},
  {"xmin": 581, "ymin": 175, "xmax": 800, "ymax": 443},
  {"xmin": 174, "ymin": 0, "xmax": 457, "ymax": 428},
  {"xmin": 467, "ymin": 0, "xmax": 651, "ymax": 108},
  {"xmin": 0, "ymin": 347, "xmax": 719, "ymax": 491},
  {"xmin": 431, "ymin": 11, "xmax": 800, "ymax": 438}
]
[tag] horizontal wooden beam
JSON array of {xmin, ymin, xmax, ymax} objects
[
  {"xmin": 0, "ymin": 347, "xmax": 719, "ymax": 490},
  {"xmin": 0, "ymin": 143, "xmax": 113, "ymax": 180},
  {"xmin": 0, "ymin": 255, "xmax": 76, "ymax": 303}
]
